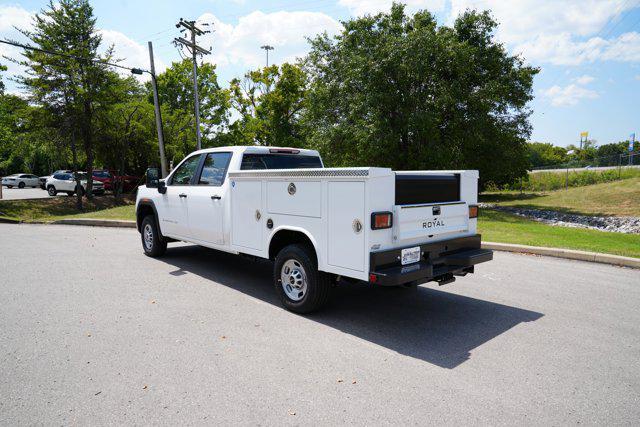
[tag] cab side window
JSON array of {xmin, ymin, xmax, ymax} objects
[
  {"xmin": 198, "ymin": 152, "xmax": 232, "ymax": 186},
  {"xmin": 170, "ymin": 155, "xmax": 202, "ymax": 185}
]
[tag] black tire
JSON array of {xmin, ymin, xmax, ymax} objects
[
  {"xmin": 7, "ymin": 186, "xmax": 13, "ymax": 189},
  {"xmin": 18, "ymin": 181, "xmax": 25, "ymax": 188},
  {"xmin": 274, "ymin": 244, "xmax": 331, "ymax": 314},
  {"xmin": 47, "ymin": 186, "xmax": 57, "ymax": 196},
  {"xmin": 141, "ymin": 215, "xmax": 167, "ymax": 257}
]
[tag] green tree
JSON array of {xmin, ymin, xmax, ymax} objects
[
  {"xmin": 152, "ymin": 59, "xmax": 229, "ymax": 157},
  {"xmin": 0, "ymin": 64, "xmax": 6, "ymax": 94},
  {"xmin": 94, "ymin": 75, "xmax": 156, "ymax": 197},
  {"xmin": 303, "ymin": 4, "xmax": 537, "ymax": 187},
  {"xmin": 527, "ymin": 142, "xmax": 567, "ymax": 168},
  {"xmin": 227, "ymin": 63, "xmax": 308, "ymax": 147},
  {"xmin": 17, "ymin": 0, "xmax": 114, "ymax": 207}
]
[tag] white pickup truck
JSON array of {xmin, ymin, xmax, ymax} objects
[{"xmin": 136, "ymin": 146, "xmax": 492, "ymax": 313}]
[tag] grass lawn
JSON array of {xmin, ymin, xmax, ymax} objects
[
  {"xmin": 481, "ymin": 177, "xmax": 640, "ymax": 217},
  {"xmin": 478, "ymin": 209, "xmax": 640, "ymax": 258},
  {"xmin": 0, "ymin": 195, "xmax": 136, "ymax": 222}
]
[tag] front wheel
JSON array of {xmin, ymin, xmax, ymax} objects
[
  {"xmin": 141, "ymin": 215, "xmax": 167, "ymax": 257},
  {"xmin": 47, "ymin": 186, "xmax": 57, "ymax": 196},
  {"xmin": 274, "ymin": 244, "xmax": 331, "ymax": 314},
  {"xmin": 18, "ymin": 182, "xmax": 25, "ymax": 189}
]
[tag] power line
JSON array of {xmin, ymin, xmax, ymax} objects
[
  {"xmin": 173, "ymin": 18, "xmax": 213, "ymax": 151},
  {"xmin": 0, "ymin": 38, "xmax": 149, "ymax": 74}
]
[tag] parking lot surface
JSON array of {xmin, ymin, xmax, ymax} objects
[
  {"xmin": 1, "ymin": 224, "xmax": 639, "ymax": 425},
  {"xmin": 0, "ymin": 187, "xmax": 54, "ymax": 200}
]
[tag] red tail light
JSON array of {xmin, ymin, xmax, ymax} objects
[
  {"xmin": 371, "ymin": 212, "xmax": 393, "ymax": 230},
  {"xmin": 469, "ymin": 205, "xmax": 478, "ymax": 218}
]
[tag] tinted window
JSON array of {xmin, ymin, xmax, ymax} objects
[
  {"xmin": 93, "ymin": 171, "xmax": 111, "ymax": 178},
  {"xmin": 53, "ymin": 174, "xmax": 66, "ymax": 180},
  {"xmin": 170, "ymin": 155, "xmax": 201, "ymax": 185},
  {"xmin": 198, "ymin": 152, "xmax": 231, "ymax": 186},
  {"xmin": 240, "ymin": 154, "xmax": 322, "ymax": 170}
]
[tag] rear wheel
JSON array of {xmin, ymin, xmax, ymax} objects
[
  {"xmin": 47, "ymin": 186, "xmax": 57, "ymax": 196},
  {"xmin": 274, "ymin": 244, "xmax": 330, "ymax": 314},
  {"xmin": 18, "ymin": 182, "xmax": 25, "ymax": 188},
  {"xmin": 141, "ymin": 215, "xmax": 167, "ymax": 257}
]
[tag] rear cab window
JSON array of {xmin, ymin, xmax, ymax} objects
[
  {"xmin": 240, "ymin": 153, "xmax": 322, "ymax": 170},
  {"xmin": 198, "ymin": 152, "xmax": 232, "ymax": 186}
]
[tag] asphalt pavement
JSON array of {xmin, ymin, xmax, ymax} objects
[
  {"xmin": 0, "ymin": 187, "xmax": 54, "ymax": 200},
  {"xmin": 0, "ymin": 224, "xmax": 639, "ymax": 425}
]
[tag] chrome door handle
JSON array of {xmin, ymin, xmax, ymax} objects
[
  {"xmin": 179, "ymin": 193, "xmax": 187, "ymax": 198},
  {"xmin": 211, "ymin": 195, "xmax": 221, "ymax": 200}
]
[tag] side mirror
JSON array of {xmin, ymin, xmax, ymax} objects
[
  {"xmin": 146, "ymin": 168, "xmax": 159, "ymax": 188},
  {"xmin": 158, "ymin": 180, "xmax": 167, "ymax": 194}
]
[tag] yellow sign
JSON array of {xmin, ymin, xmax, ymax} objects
[{"xmin": 580, "ymin": 131, "xmax": 588, "ymax": 138}]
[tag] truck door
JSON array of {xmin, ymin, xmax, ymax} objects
[
  {"xmin": 187, "ymin": 152, "xmax": 232, "ymax": 244},
  {"xmin": 158, "ymin": 154, "xmax": 201, "ymax": 238}
]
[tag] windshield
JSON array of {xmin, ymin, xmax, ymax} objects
[
  {"xmin": 93, "ymin": 171, "xmax": 111, "ymax": 178},
  {"xmin": 240, "ymin": 154, "xmax": 322, "ymax": 170}
]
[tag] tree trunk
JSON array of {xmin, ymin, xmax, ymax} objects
[
  {"xmin": 82, "ymin": 100, "xmax": 94, "ymax": 200},
  {"xmin": 70, "ymin": 127, "xmax": 82, "ymax": 211}
]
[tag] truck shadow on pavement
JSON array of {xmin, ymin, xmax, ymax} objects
[{"xmin": 160, "ymin": 245, "xmax": 544, "ymax": 369}]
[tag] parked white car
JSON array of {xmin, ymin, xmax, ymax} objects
[
  {"xmin": 40, "ymin": 170, "xmax": 72, "ymax": 189},
  {"xmin": 2, "ymin": 173, "xmax": 40, "ymax": 188},
  {"xmin": 45, "ymin": 172, "xmax": 105, "ymax": 196},
  {"xmin": 136, "ymin": 146, "xmax": 493, "ymax": 313}
]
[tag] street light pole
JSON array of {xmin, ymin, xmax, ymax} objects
[
  {"xmin": 260, "ymin": 44, "xmax": 274, "ymax": 67},
  {"xmin": 131, "ymin": 43, "xmax": 168, "ymax": 179}
]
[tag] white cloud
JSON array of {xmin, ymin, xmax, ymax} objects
[
  {"xmin": 635, "ymin": 75, "xmax": 640, "ymax": 80},
  {"xmin": 543, "ymin": 84, "xmax": 598, "ymax": 107},
  {"xmin": 574, "ymin": 75, "xmax": 594, "ymax": 85},
  {"xmin": 99, "ymin": 29, "xmax": 166, "ymax": 79},
  {"xmin": 0, "ymin": 5, "xmax": 34, "ymax": 83},
  {"xmin": 514, "ymin": 31, "xmax": 640, "ymax": 65},
  {"xmin": 339, "ymin": 0, "xmax": 445, "ymax": 16},
  {"xmin": 449, "ymin": 0, "xmax": 640, "ymax": 65},
  {"xmin": 0, "ymin": 5, "xmax": 32, "ymax": 32},
  {"xmin": 196, "ymin": 10, "xmax": 342, "ymax": 71},
  {"xmin": 0, "ymin": 5, "xmax": 156, "ymax": 87}
]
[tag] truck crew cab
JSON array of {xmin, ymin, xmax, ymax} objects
[{"xmin": 136, "ymin": 146, "xmax": 493, "ymax": 313}]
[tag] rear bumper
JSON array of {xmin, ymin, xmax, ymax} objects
[{"xmin": 369, "ymin": 234, "xmax": 493, "ymax": 286}]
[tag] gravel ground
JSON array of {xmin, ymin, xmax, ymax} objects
[
  {"xmin": 481, "ymin": 203, "xmax": 640, "ymax": 234},
  {"xmin": 1, "ymin": 224, "xmax": 639, "ymax": 425}
]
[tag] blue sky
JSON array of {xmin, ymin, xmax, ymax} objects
[{"xmin": 1, "ymin": 0, "xmax": 639, "ymax": 147}]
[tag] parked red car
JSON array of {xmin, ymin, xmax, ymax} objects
[{"xmin": 92, "ymin": 170, "xmax": 141, "ymax": 193}]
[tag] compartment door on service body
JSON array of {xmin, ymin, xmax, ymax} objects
[
  {"xmin": 327, "ymin": 181, "xmax": 365, "ymax": 272},
  {"xmin": 186, "ymin": 152, "xmax": 232, "ymax": 245},
  {"xmin": 230, "ymin": 179, "xmax": 263, "ymax": 250}
]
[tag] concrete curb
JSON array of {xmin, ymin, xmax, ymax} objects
[
  {"xmin": 0, "ymin": 216, "xmax": 21, "ymax": 224},
  {"xmin": 482, "ymin": 241, "xmax": 640, "ymax": 269},
  {"xmin": 51, "ymin": 218, "xmax": 136, "ymax": 228}
]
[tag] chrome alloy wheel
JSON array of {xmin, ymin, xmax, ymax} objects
[
  {"xmin": 280, "ymin": 259, "xmax": 308, "ymax": 302},
  {"xmin": 143, "ymin": 223, "xmax": 154, "ymax": 251}
]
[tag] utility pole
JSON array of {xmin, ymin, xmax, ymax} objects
[
  {"xmin": 147, "ymin": 42, "xmax": 168, "ymax": 178},
  {"xmin": 174, "ymin": 18, "xmax": 211, "ymax": 151},
  {"xmin": 261, "ymin": 45, "xmax": 274, "ymax": 67}
]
